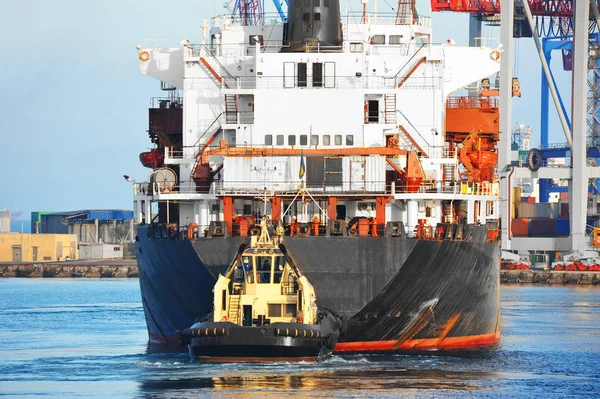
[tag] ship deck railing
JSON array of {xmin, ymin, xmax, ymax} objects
[
  {"xmin": 217, "ymin": 75, "xmax": 442, "ymax": 91},
  {"xmin": 134, "ymin": 180, "xmax": 499, "ymax": 198},
  {"xmin": 208, "ymin": 12, "xmax": 431, "ymax": 30}
]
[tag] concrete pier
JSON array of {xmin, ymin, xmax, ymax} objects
[
  {"xmin": 501, "ymin": 270, "xmax": 599, "ymax": 285},
  {"xmin": 0, "ymin": 260, "xmax": 138, "ymax": 278}
]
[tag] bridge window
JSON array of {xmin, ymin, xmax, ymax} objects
[
  {"xmin": 311, "ymin": 135, "xmax": 319, "ymax": 146},
  {"xmin": 288, "ymin": 135, "xmax": 296, "ymax": 146},
  {"xmin": 370, "ymin": 35, "xmax": 385, "ymax": 45},
  {"xmin": 323, "ymin": 135, "xmax": 330, "ymax": 146},
  {"xmin": 300, "ymin": 134, "xmax": 308, "ymax": 145},
  {"xmin": 390, "ymin": 35, "xmax": 403, "ymax": 45},
  {"xmin": 346, "ymin": 135, "xmax": 354, "ymax": 145},
  {"xmin": 276, "ymin": 134, "xmax": 284, "ymax": 145},
  {"xmin": 334, "ymin": 134, "xmax": 342, "ymax": 145}
]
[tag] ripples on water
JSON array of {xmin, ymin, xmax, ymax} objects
[{"xmin": 0, "ymin": 279, "xmax": 599, "ymax": 398}]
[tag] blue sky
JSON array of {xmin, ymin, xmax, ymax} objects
[{"xmin": 1, "ymin": 0, "xmax": 571, "ymax": 219}]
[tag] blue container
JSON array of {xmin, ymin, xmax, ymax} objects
[
  {"xmin": 530, "ymin": 219, "xmax": 556, "ymax": 237},
  {"xmin": 555, "ymin": 219, "xmax": 570, "ymax": 236}
]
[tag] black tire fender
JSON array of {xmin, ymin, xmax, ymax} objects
[{"xmin": 527, "ymin": 148, "xmax": 542, "ymax": 171}]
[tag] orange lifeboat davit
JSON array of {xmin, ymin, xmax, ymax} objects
[
  {"xmin": 404, "ymin": 151, "xmax": 424, "ymax": 193},
  {"xmin": 140, "ymin": 149, "xmax": 165, "ymax": 169}
]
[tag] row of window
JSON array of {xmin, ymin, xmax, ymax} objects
[
  {"xmin": 371, "ymin": 35, "xmax": 404, "ymax": 45},
  {"xmin": 294, "ymin": 0, "xmax": 330, "ymax": 7},
  {"xmin": 265, "ymin": 134, "xmax": 354, "ymax": 146}
]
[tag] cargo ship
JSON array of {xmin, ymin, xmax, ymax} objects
[{"xmin": 133, "ymin": 0, "xmax": 502, "ymax": 353}]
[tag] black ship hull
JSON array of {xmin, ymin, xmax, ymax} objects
[{"xmin": 136, "ymin": 225, "xmax": 500, "ymax": 352}]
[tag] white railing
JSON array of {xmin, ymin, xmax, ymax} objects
[{"xmin": 134, "ymin": 179, "xmax": 499, "ymax": 198}]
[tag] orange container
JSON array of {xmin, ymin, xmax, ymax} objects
[{"xmin": 511, "ymin": 218, "xmax": 530, "ymax": 237}]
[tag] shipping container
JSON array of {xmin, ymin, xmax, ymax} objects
[
  {"xmin": 517, "ymin": 203, "xmax": 559, "ymax": 219},
  {"xmin": 530, "ymin": 218, "xmax": 556, "ymax": 237},
  {"xmin": 554, "ymin": 218, "xmax": 570, "ymax": 236},
  {"xmin": 511, "ymin": 218, "xmax": 530, "ymax": 237}
]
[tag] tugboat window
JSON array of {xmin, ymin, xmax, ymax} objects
[
  {"xmin": 323, "ymin": 135, "xmax": 330, "ymax": 146},
  {"xmin": 300, "ymin": 134, "xmax": 308, "ymax": 145},
  {"xmin": 276, "ymin": 134, "xmax": 284, "ymax": 145},
  {"xmin": 284, "ymin": 304, "xmax": 297, "ymax": 317},
  {"xmin": 274, "ymin": 256, "xmax": 285, "ymax": 283},
  {"xmin": 346, "ymin": 135, "xmax": 354, "ymax": 145},
  {"xmin": 334, "ymin": 134, "xmax": 342, "ymax": 145},
  {"xmin": 268, "ymin": 304, "xmax": 282, "ymax": 317},
  {"xmin": 311, "ymin": 135, "xmax": 319, "ymax": 145},
  {"xmin": 243, "ymin": 256, "xmax": 254, "ymax": 283},
  {"xmin": 265, "ymin": 135, "xmax": 273, "ymax": 145},
  {"xmin": 258, "ymin": 256, "xmax": 271, "ymax": 283},
  {"xmin": 288, "ymin": 135, "xmax": 296, "ymax": 145}
]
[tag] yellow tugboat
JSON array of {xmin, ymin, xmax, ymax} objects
[{"xmin": 178, "ymin": 220, "xmax": 341, "ymax": 362}]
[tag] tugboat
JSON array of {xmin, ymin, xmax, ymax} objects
[{"xmin": 178, "ymin": 219, "xmax": 341, "ymax": 362}]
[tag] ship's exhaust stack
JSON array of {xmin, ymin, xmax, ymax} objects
[{"xmin": 283, "ymin": 0, "xmax": 342, "ymax": 52}]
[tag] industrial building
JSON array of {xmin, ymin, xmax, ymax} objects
[{"xmin": 30, "ymin": 209, "xmax": 134, "ymax": 260}]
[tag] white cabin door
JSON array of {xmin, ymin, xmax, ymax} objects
[
  {"xmin": 324, "ymin": 62, "xmax": 335, "ymax": 88},
  {"xmin": 284, "ymin": 62, "xmax": 295, "ymax": 88},
  {"xmin": 350, "ymin": 158, "xmax": 365, "ymax": 192}
]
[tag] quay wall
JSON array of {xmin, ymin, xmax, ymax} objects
[
  {"xmin": 501, "ymin": 270, "xmax": 600, "ymax": 285},
  {"xmin": 0, "ymin": 260, "xmax": 137, "ymax": 278}
]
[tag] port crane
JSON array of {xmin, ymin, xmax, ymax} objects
[{"xmin": 432, "ymin": 0, "xmax": 600, "ymax": 255}]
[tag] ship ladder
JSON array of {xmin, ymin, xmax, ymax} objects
[
  {"xmin": 384, "ymin": 94, "xmax": 397, "ymax": 124},
  {"xmin": 225, "ymin": 95, "xmax": 238, "ymax": 124},
  {"xmin": 228, "ymin": 293, "xmax": 241, "ymax": 324}
]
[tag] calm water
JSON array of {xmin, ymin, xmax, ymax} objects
[{"xmin": 0, "ymin": 279, "xmax": 599, "ymax": 398}]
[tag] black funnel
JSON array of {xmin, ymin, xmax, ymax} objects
[{"xmin": 283, "ymin": 0, "xmax": 342, "ymax": 52}]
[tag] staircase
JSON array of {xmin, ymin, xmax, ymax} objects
[
  {"xmin": 228, "ymin": 291, "xmax": 241, "ymax": 324},
  {"xmin": 384, "ymin": 94, "xmax": 397, "ymax": 124},
  {"xmin": 225, "ymin": 95, "xmax": 238, "ymax": 124}
]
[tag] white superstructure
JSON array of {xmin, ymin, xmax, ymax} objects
[{"xmin": 133, "ymin": 3, "xmax": 502, "ymax": 238}]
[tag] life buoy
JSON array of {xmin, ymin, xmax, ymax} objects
[
  {"xmin": 221, "ymin": 315, "xmax": 228, "ymax": 322},
  {"xmin": 490, "ymin": 50, "xmax": 500, "ymax": 61},
  {"xmin": 296, "ymin": 316, "xmax": 303, "ymax": 324},
  {"xmin": 527, "ymin": 148, "xmax": 542, "ymax": 171},
  {"xmin": 139, "ymin": 51, "xmax": 150, "ymax": 62}
]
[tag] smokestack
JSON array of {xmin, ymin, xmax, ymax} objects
[{"xmin": 283, "ymin": 0, "xmax": 342, "ymax": 52}]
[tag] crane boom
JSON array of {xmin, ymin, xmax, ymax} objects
[{"xmin": 430, "ymin": 0, "xmax": 598, "ymax": 18}]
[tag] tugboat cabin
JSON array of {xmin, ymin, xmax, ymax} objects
[{"xmin": 212, "ymin": 227, "xmax": 318, "ymax": 327}]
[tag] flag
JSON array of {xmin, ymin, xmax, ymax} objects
[{"xmin": 299, "ymin": 151, "xmax": 305, "ymax": 180}]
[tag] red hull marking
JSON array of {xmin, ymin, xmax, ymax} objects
[{"xmin": 334, "ymin": 331, "xmax": 501, "ymax": 353}]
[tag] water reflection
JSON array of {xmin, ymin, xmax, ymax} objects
[{"xmin": 138, "ymin": 358, "xmax": 499, "ymax": 398}]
